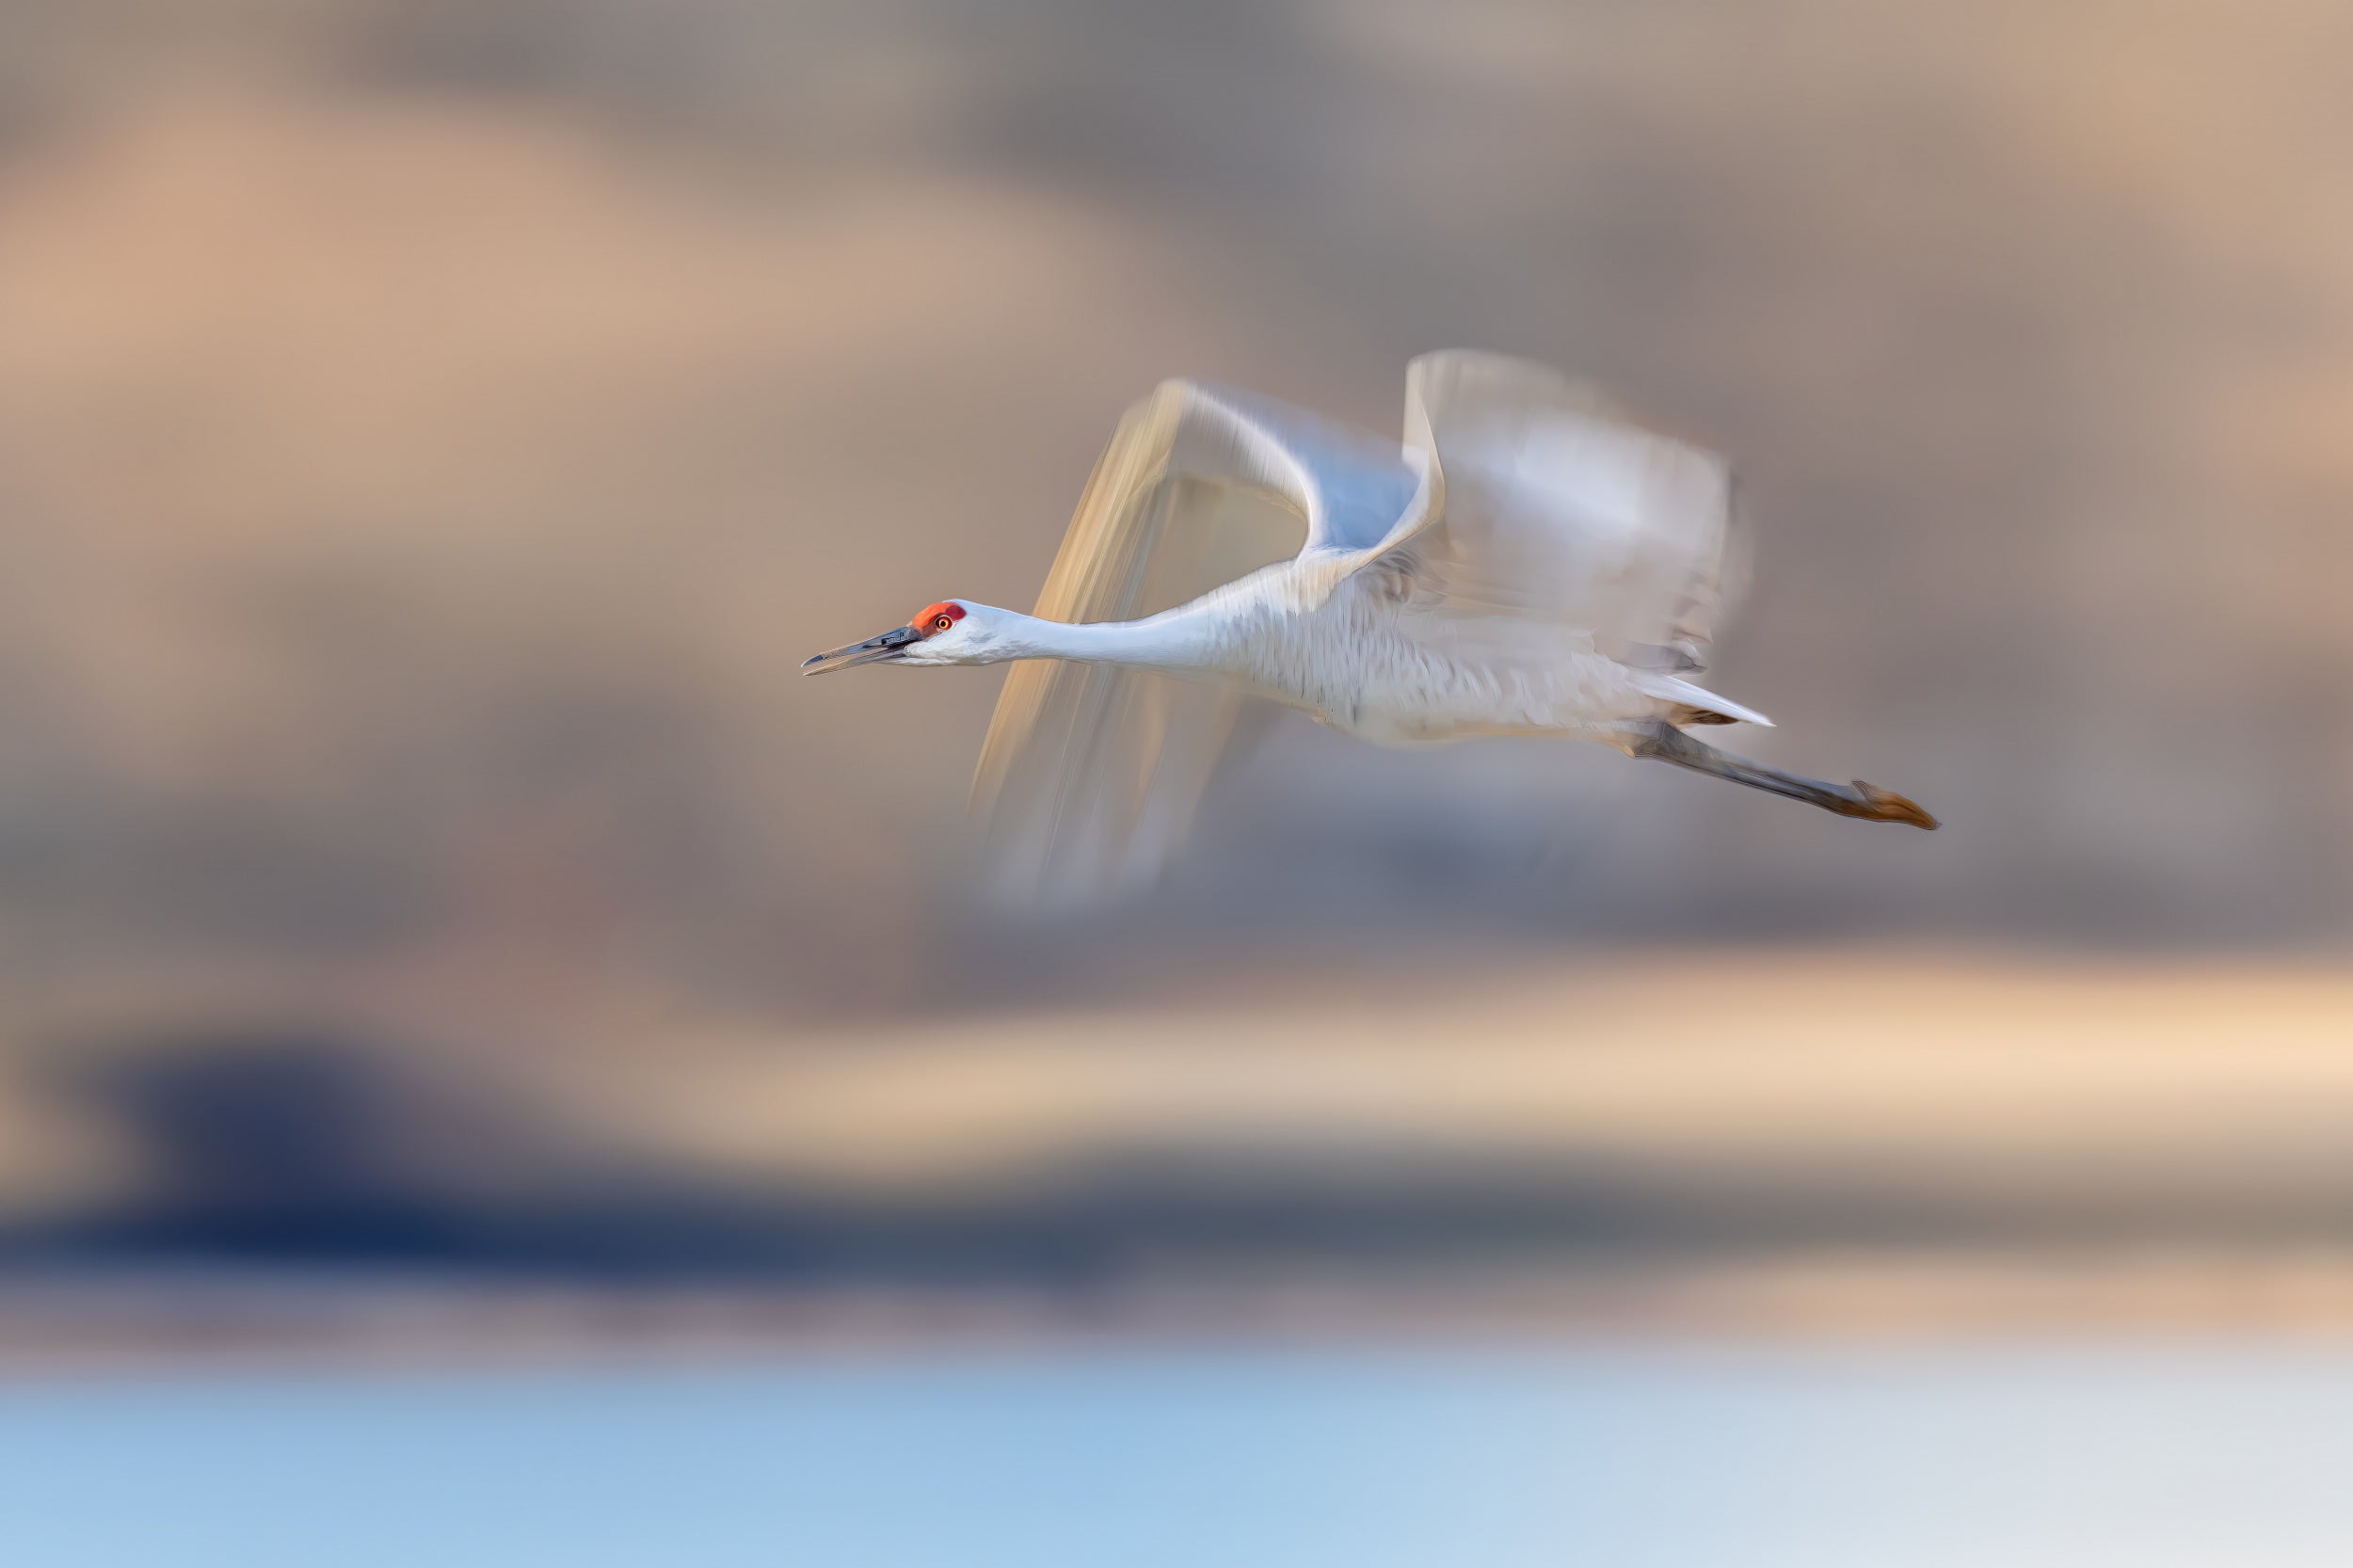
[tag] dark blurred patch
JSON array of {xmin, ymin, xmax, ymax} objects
[
  {"xmin": 41, "ymin": 1029, "xmax": 528, "ymax": 1263},
  {"xmin": 14, "ymin": 1021, "xmax": 2353, "ymax": 1294},
  {"xmin": 90, "ymin": 1032, "xmax": 413, "ymax": 1208}
]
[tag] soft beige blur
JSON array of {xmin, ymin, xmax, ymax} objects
[{"xmin": 4, "ymin": 0, "xmax": 2350, "ymax": 1024}]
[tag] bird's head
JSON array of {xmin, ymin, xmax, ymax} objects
[{"xmin": 801, "ymin": 600, "xmax": 1010, "ymax": 674}]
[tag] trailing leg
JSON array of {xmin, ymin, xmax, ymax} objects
[{"xmin": 1621, "ymin": 720, "xmax": 1938, "ymax": 829}]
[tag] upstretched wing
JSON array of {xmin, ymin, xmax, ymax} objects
[
  {"xmin": 1396, "ymin": 351, "xmax": 1748, "ymax": 672},
  {"xmin": 970, "ymin": 378, "xmax": 1427, "ymax": 905}
]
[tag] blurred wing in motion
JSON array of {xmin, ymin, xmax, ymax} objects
[
  {"xmin": 1398, "ymin": 350, "xmax": 1748, "ymax": 673},
  {"xmin": 970, "ymin": 379, "xmax": 1425, "ymax": 905}
]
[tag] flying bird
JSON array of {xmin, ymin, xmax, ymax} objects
[{"xmin": 806, "ymin": 351, "xmax": 1935, "ymax": 901}]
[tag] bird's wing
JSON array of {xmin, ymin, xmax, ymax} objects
[
  {"xmin": 1392, "ymin": 350, "xmax": 1748, "ymax": 672},
  {"xmin": 969, "ymin": 379, "xmax": 1429, "ymax": 905},
  {"xmin": 1178, "ymin": 380, "xmax": 1432, "ymax": 558}
]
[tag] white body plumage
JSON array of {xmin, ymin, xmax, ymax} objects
[{"xmin": 991, "ymin": 561, "xmax": 1745, "ymax": 748}]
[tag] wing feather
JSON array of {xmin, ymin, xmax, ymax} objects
[
  {"xmin": 1398, "ymin": 351, "xmax": 1749, "ymax": 671},
  {"xmin": 970, "ymin": 385, "xmax": 1323, "ymax": 905}
]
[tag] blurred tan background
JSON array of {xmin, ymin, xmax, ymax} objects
[{"xmin": 3, "ymin": 0, "xmax": 2353, "ymax": 1352}]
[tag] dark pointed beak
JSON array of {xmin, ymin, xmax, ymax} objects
[{"xmin": 802, "ymin": 624, "xmax": 920, "ymax": 676}]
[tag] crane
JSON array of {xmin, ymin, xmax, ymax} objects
[{"xmin": 806, "ymin": 351, "xmax": 1935, "ymax": 902}]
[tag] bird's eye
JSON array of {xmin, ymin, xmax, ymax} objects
[{"xmin": 934, "ymin": 616, "xmax": 953, "ymax": 632}]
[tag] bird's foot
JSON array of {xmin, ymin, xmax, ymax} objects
[{"xmin": 1841, "ymin": 781, "xmax": 1939, "ymax": 829}]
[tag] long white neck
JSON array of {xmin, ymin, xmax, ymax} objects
[{"xmin": 987, "ymin": 607, "xmax": 1227, "ymax": 672}]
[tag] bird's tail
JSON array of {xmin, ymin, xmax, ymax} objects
[{"xmin": 1633, "ymin": 674, "xmax": 1773, "ymax": 728}]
